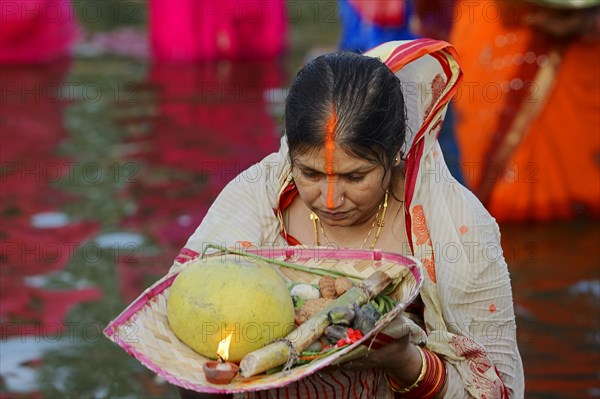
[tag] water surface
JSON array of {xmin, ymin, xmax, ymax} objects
[{"xmin": 1, "ymin": 22, "xmax": 598, "ymax": 399}]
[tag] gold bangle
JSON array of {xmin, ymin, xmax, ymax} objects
[{"xmin": 384, "ymin": 346, "xmax": 427, "ymax": 393}]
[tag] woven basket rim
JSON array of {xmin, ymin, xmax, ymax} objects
[{"xmin": 104, "ymin": 247, "xmax": 424, "ymax": 393}]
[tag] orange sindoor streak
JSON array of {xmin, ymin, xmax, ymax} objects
[{"xmin": 324, "ymin": 110, "xmax": 337, "ymax": 209}]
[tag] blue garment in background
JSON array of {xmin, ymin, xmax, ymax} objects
[
  {"xmin": 438, "ymin": 103, "xmax": 463, "ymax": 183},
  {"xmin": 338, "ymin": 0, "xmax": 416, "ymax": 53}
]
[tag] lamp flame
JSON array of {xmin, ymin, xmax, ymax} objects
[{"xmin": 216, "ymin": 334, "xmax": 233, "ymax": 362}]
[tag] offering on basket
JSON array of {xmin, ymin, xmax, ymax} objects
[
  {"xmin": 103, "ymin": 246, "xmax": 424, "ymax": 394},
  {"xmin": 239, "ymin": 270, "xmax": 394, "ymax": 377}
]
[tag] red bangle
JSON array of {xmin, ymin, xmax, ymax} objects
[{"xmin": 401, "ymin": 348, "xmax": 447, "ymax": 399}]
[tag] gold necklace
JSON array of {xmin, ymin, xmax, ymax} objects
[{"xmin": 310, "ymin": 190, "xmax": 389, "ymax": 249}]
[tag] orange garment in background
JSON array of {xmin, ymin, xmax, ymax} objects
[{"xmin": 450, "ymin": 1, "xmax": 600, "ymax": 221}]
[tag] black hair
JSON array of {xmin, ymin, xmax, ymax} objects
[{"xmin": 285, "ymin": 52, "xmax": 406, "ymax": 181}]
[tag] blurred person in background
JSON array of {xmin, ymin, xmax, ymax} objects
[
  {"xmin": 148, "ymin": 0, "xmax": 287, "ymax": 62},
  {"xmin": 450, "ymin": 0, "xmax": 600, "ymax": 221},
  {"xmin": 145, "ymin": 0, "xmax": 288, "ymax": 256},
  {"xmin": 336, "ymin": 0, "xmax": 463, "ymax": 183},
  {"xmin": 337, "ymin": 0, "xmax": 417, "ymax": 53},
  {"xmin": 145, "ymin": 0, "xmax": 287, "ymax": 242},
  {"xmin": 337, "ymin": 0, "xmax": 455, "ymax": 52},
  {"xmin": 0, "ymin": 0, "xmax": 79, "ymax": 63}
]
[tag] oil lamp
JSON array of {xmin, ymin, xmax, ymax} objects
[{"xmin": 202, "ymin": 334, "xmax": 239, "ymax": 384}]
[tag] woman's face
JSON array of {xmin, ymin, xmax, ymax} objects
[{"xmin": 291, "ymin": 146, "xmax": 390, "ymax": 227}]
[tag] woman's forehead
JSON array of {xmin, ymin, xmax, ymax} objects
[{"xmin": 292, "ymin": 147, "xmax": 377, "ymax": 172}]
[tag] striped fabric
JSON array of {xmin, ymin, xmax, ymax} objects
[
  {"xmin": 173, "ymin": 39, "xmax": 525, "ymax": 398},
  {"xmin": 239, "ymin": 369, "xmax": 391, "ymax": 399}
]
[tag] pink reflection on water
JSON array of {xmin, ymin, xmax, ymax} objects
[
  {"xmin": 0, "ymin": 60, "xmax": 102, "ymax": 390},
  {"xmin": 120, "ymin": 60, "xmax": 283, "ymax": 256}
]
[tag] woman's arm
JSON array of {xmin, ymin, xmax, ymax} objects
[{"xmin": 426, "ymin": 189, "xmax": 524, "ymax": 398}]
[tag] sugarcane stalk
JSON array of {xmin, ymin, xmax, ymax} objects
[
  {"xmin": 201, "ymin": 244, "xmax": 363, "ymax": 280},
  {"xmin": 239, "ymin": 271, "xmax": 392, "ymax": 378}
]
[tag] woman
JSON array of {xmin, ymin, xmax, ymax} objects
[{"xmin": 174, "ymin": 39, "xmax": 524, "ymax": 398}]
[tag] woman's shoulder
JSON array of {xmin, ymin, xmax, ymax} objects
[
  {"xmin": 430, "ymin": 180, "xmax": 507, "ymax": 270},
  {"xmin": 446, "ymin": 180, "xmax": 502, "ymax": 238}
]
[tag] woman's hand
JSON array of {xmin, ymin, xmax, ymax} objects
[
  {"xmin": 341, "ymin": 335, "xmax": 447, "ymax": 397},
  {"xmin": 341, "ymin": 334, "xmax": 423, "ymax": 386}
]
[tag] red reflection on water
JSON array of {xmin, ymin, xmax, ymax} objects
[
  {"xmin": 502, "ymin": 222, "xmax": 600, "ymax": 398},
  {"xmin": 117, "ymin": 256, "xmax": 174, "ymax": 304},
  {"xmin": 0, "ymin": 60, "xmax": 102, "ymax": 334},
  {"xmin": 111, "ymin": 61, "xmax": 285, "ymax": 309},
  {"xmin": 0, "ymin": 286, "xmax": 102, "ymax": 336},
  {"xmin": 120, "ymin": 60, "xmax": 283, "ymax": 261},
  {"xmin": 2, "ymin": 222, "xmax": 98, "ymax": 277},
  {"xmin": 0, "ymin": 0, "xmax": 79, "ymax": 64},
  {"xmin": 145, "ymin": 61, "xmax": 283, "ymax": 172},
  {"xmin": 0, "ymin": 392, "xmax": 42, "ymax": 399}
]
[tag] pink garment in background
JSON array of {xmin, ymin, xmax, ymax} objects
[
  {"xmin": 149, "ymin": 0, "xmax": 287, "ymax": 61},
  {"xmin": 0, "ymin": 0, "xmax": 79, "ymax": 63}
]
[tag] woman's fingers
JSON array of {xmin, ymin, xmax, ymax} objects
[{"xmin": 337, "ymin": 334, "xmax": 412, "ymax": 371}]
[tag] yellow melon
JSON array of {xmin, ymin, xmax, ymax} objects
[{"xmin": 167, "ymin": 257, "xmax": 295, "ymax": 362}]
